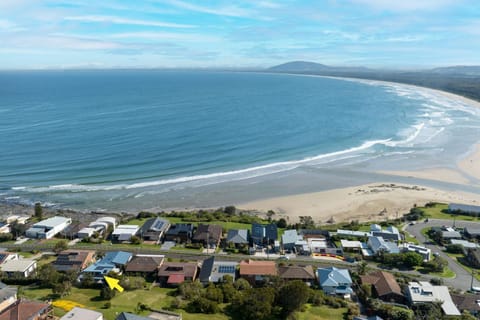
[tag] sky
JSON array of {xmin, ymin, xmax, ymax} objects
[{"xmin": 1, "ymin": 0, "xmax": 479, "ymax": 69}]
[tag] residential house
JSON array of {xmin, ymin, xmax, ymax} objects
[
  {"xmin": 441, "ymin": 229, "xmax": 462, "ymax": 241},
  {"xmin": 406, "ymin": 281, "xmax": 460, "ymax": 316},
  {"xmin": 0, "ymin": 299, "xmax": 52, "ymax": 320},
  {"xmin": 89, "ymin": 217, "xmax": 117, "ymax": 232},
  {"xmin": 61, "ymin": 222, "xmax": 88, "ymax": 240},
  {"xmin": 367, "ymin": 236, "xmax": 400, "ymax": 255},
  {"xmin": 0, "ymin": 252, "xmax": 18, "ymax": 265},
  {"xmin": 0, "ymin": 223, "xmax": 10, "ymax": 234},
  {"xmin": 25, "ymin": 216, "xmax": 72, "ymax": 239},
  {"xmin": 340, "ymin": 240, "xmax": 373, "ymax": 258},
  {"xmin": 125, "ymin": 255, "xmax": 164, "ymax": 279},
  {"xmin": 52, "ymin": 250, "xmax": 95, "ymax": 273},
  {"xmin": 5, "ymin": 215, "xmax": 29, "ymax": 225},
  {"xmin": 251, "ymin": 223, "xmax": 278, "ymax": 245},
  {"xmin": 400, "ymin": 243, "xmax": 431, "ymax": 262},
  {"xmin": 192, "ymin": 224, "xmax": 223, "ymax": 248},
  {"xmin": 77, "ymin": 227, "xmax": 97, "ymax": 239},
  {"xmin": 138, "ymin": 218, "xmax": 170, "ymax": 243},
  {"xmin": 0, "ymin": 259, "xmax": 37, "ymax": 278},
  {"xmin": 239, "ymin": 260, "xmax": 277, "ymax": 285},
  {"xmin": 157, "ymin": 262, "xmax": 198, "ymax": 287},
  {"xmin": 466, "ymin": 248, "xmax": 480, "ymax": 268},
  {"xmin": 308, "ymin": 237, "xmax": 343, "ymax": 256},
  {"xmin": 111, "ymin": 225, "xmax": 140, "ymax": 243},
  {"xmin": 464, "ymin": 226, "xmax": 480, "ymax": 239},
  {"xmin": 116, "ymin": 313, "xmax": 156, "ymax": 320},
  {"xmin": 0, "ymin": 282, "xmax": 17, "ymax": 313},
  {"xmin": 451, "ymin": 293, "xmax": 480, "ymax": 317},
  {"xmin": 317, "ymin": 267, "xmax": 353, "ymax": 298},
  {"xmin": 164, "ymin": 223, "xmax": 194, "ymax": 243},
  {"xmin": 450, "ymin": 239, "xmax": 478, "ymax": 249},
  {"xmin": 282, "ymin": 229, "xmax": 300, "ymax": 251},
  {"xmin": 360, "ymin": 270, "xmax": 404, "ymax": 304},
  {"xmin": 449, "ymin": 203, "xmax": 480, "ymax": 215},
  {"xmin": 199, "ymin": 256, "xmax": 238, "ymax": 284},
  {"xmin": 336, "ymin": 229, "xmax": 370, "ymax": 238},
  {"xmin": 278, "ymin": 265, "xmax": 316, "ymax": 286},
  {"xmin": 226, "ymin": 229, "xmax": 249, "ymax": 248},
  {"xmin": 371, "ymin": 224, "xmax": 402, "ymax": 242},
  {"xmin": 60, "ymin": 307, "xmax": 103, "ymax": 320},
  {"xmin": 81, "ymin": 251, "xmax": 132, "ymax": 281}
]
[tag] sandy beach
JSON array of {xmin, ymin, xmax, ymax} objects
[{"xmin": 239, "ymin": 183, "xmax": 480, "ymax": 224}]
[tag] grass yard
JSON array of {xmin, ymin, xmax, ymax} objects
[
  {"xmin": 446, "ymin": 253, "xmax": 480, "ymax": 281},
  {"xmin": 296, "ymin": 305, "xmax": 347, "ymax": 320},
  {"xmin": 421, "ymin": 203, "xmax": 479, "ymax": 221}
]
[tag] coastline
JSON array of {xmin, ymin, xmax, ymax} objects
[{"xmin": 238, "ymin": 182, "xmax": 480, "ymax": 223}]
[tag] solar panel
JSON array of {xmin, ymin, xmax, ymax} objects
[{"xmin": 218, "ymin": 265, "xmax": 235, "ymax": 273}]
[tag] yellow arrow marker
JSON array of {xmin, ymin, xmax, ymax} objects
[{"xmin": 104, "ymin": 276, "xmax": 124, "ymax": 292}]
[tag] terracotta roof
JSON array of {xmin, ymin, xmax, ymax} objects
[
  {"xmin": 158, "ymin": 262, "xmax": 198, "ymax": 279},
  {"xmin": 53, "ymin": 250, "xmax": 95, "ymax": 272},
  {"xmin": 0, "ymin": 299, "xmax": 51, "ymax": 320},
  {"xmin": 278, "ymin": 265, "xmax": 315, "ymax": 280},
  {"xmin": 167, "ymin": 274, "xmax": 185, "ymax": 284},
  {"xmin": 125, "ymin": 255, "xmax": 164, "ymax": 273},
  {"xmin": 360, "ymin": 270, "xmax": 402, "ymax": 297},
  {"xmin": 239, "ymin": 260, "xmax": 277, "ymax": 276}
]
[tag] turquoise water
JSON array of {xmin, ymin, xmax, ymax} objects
[{"xmin": 1, "ymin": 71, "xmax": 479, "ymax": 210}]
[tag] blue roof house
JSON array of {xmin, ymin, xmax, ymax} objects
[
  {"xmin": 81, "ymin": 251, "xmax": 132, "ymax": 281},
  {"xmin": 367, "ymin": 236, "xmax": 400, "ymax": 255},
  {"xmin": 251, "ymin": 223, "xmax": 278, "ymax": 245},
  {"xmin": 317, "ymin": 267, "xmax": 353, "ymax": 298}
]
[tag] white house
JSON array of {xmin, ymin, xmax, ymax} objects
[
  {"xmin": 111, "ymin": 225, "xmax": 139, "ymax": 243},
  {"xmin": 0, "ymin": 259, "xmax": 37, "ymax": 278},
  {"xmin": 400, "ymin": 243, "xmax": 431, "ymax": 261},
  {"xmin": 406, "ymin": 281, "xmax": 460, "ymax": 316},
  {"xmin": 5, "ymin": 215, "xmax": 29, "ymax": 224},
  {"xmin": 77, "ymin": 227, "xmax": 97, "ymax": 239},
  {"xmin": 25, "ymin": 216, "xmax": 72, "ymax": 239},
  {"xmin": 60, "ymin": 307, "xmax": 103, "ymax": 320}
]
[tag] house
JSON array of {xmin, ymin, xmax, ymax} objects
[
  {"xmin": 450, "ymin": 239, "xmax": 478, "ymax": 249},
  {"xmin": 199, "ymin": 256, "xmax": 238, "ymax": 284},
  {"xmin": 308, "ymin": 237, "xmax": 343, "ymax": 256},
  {"xmin": 0, "ymin": 223, "xmax": 10, "ymax": 234},
  {"xmin": 466, "ymin": 248, "xmax": 480, "ymax": 268},
  {"xmin": 25, "ymin": 216, "xmax": 72, "ymax": 239},
  {"xmin": 116, "ymin": 313, "xmax": 156, "ymax": 320},
  {"xmin": 464, "ymin": 226, "xmax": 480, "ymax": 239},
  {"xmin": 0, "ymin": 259, "xmax": 37, "ymax": 278},
  {"xmin": 251, "ymin": 223, "xmax": 278, "ymax": 245},
  {"xmin": 371, "ymin": 224, "xmax": 401, "ymax": 241},
  {"xmin": 226, "ymin": 229, "xmax": 249, "ymax": 247},
  {"xmin": 278, "ymin": 265, "xmax": 316, "ymax": 286},
  {"xmin": 239, "ymin": 260, "xmax": 277, "ymax": 285},
  {"xmin": 52, "ymin": 250, "xmax": 95, "ymax": 273},
  {"xmin": 77, "ymin": 227, "xmax": 97, "ymax": 239},
  {"xmin": 406, "ymin": 281, "xmax": 460, "ymax": 316},
  {"xmin": 60, "ymin": 307, "xmax": 103, "ymax": 320},
  {"xmin": 340, "ymin": 240, "xmax": 373, "ymax": 258},
  {"xmin": 360, "ymin": 270, "xmax": 404, "ymax": 304},
  {"xmin": 282, "ymin": 230, "xmax": 301, "ymax": 251},
  {"xmin": 125, "ymin": 255, "xmax": 164, "ymax": 278},
  {"xmin": 400, "ymin": 243, "xmax": 431, "ymax": 261},
  {"xmin": 61, "ymin": 222, "xmax": 88, "ymax": 240},
  {"xmin": 441, "ymin": 230, "xmax": 462, "ymax": 241},
  {"xmin": 81, "ymin": 251, "xmax": 132, "ymax": 281},
  {"xmin": 111, "ymin": 225, "xmax": 140, "ymax": 243},
  {"xmin": 449, "ymin": 203, "xmax": 480, "ymax": 215},
  {"xmin": 0, "ymin": 282, "xmax": 17, "ymax": 313},
  {"xmin": 192, "ymin": 224, "xmax": 223, "ymax": 248},
  {"xmin": 5, "ymin": 215, "xmax": 29, "ymax": 224},
  {"xmin": 451, "ymin": 293, "xmax": 480, "ymax": 316},
  {"xmin": 317, "ymin": 267, "xmax": 353, "ymax": 298},
  {"xmin": 0, "ymin": 299, "xmax": 52, "ymax": 320},
  {"xmin": 367, "ymin": 236, "xmax": 400, "ymax": 255},
  {"xmin": 157, "ymin": 262, "xmax": 198, "ymax": 287},
  {"xmin": 336, "ymin": 229, "xmax": 370, "ymax": 238},
  {"xmin": 164, "ymin": 223, "xmax": 194, "ymax": 243},
  {"xmin": 138, "ymin": 218, "xmax": 170, "ymax": 243},
  {"xmin": 89, "ymin": 217, "xmax": 117, "ymax": 232},
  {"xmin": 0, "ymin": 252, "xmax": 18, "ymax": 265}
]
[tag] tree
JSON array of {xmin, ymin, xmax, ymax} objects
[
  {"xmin": 38, "ymin": 264, "xmax": 61, "ymax": 288},
  {"xmin": 232, "ymin": 287, "xmax": 276, "ymax": 320},
  {"xmin": 357, "ymin": 261, "xmax": 369, "ymax": 275},
  {"xmin": 205, "ymin": 283, "xmax": 223, "ymax": 303},
  {"xmin": 100, "ymin": 286, "xmax": 116, "ymax": 300},
  {"xmin": 53, "ymin": 281, "xmax": 72, "ymax": 297},
  {"xmin": 277, "ymin": 280, "xmax": 310, "ymax": 316},
  {"xmin": 188, "ymin": 297, "xmax": 219, "ymax": 314},
  {"xmin": 276, "ymin": 218, "xmax": 287, "ymax": 228},
  {"xmin": 34, "ymin": 202, "xmax": 43, "ymax": 220},
  {"xmin": 10, "ymin": 222, "xmax": 27, "ymax": 239},
  {"xmin": 224, "ymin": 206, "xmax": 236, "ymax": 215},
  {"xmin": 402, "ymin": 252, "xmax": 424, "ymax": 268},
  {"xmin": 54, "ymin": 240, "xmax": 68, "ymax": 253},
  {"xmin": 130, "ymin": 235, "xmax": 142, "ymax": 245},
  {"xmin": 234, "ymin": 278, "xmax": 251, "ymax": 291}
]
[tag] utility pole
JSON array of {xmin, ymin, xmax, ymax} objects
[{"xmin": 471, "ymin": 269, "xmax": 475, "ymax": 290}]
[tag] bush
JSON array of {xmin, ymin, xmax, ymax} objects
[
  {"xmin": 446, "ymin": 244, "xmax": 464, "ymax": 254},
  {"xmin": 0, "ymin": 233, "xmax": 13, "ymax": 242}
]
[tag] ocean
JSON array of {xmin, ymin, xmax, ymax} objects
[{"xmin": 1, "ymin": 70, "xmax": 479, "ymax": 211}]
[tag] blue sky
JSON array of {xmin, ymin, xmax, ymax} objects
[{"xmin": 1, "ymin": 0, "xmax": 479, "ymax": 69}]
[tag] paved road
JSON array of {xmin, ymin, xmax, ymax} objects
[{"xmin": 405, "ymin": 218, "xmax": 480, "ymax": 291}]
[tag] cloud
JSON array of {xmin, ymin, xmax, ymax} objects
[
  {"xmin": 349, "ymin": 0, "xmax": 459, "ymax": 12},
  {"xmin": 108, "ymin": 31, "xmax": 221, "ymax": 43},
  {"xmin": 158, "ymin": 0, "xmax": 253, "ymax": 18},
  {"xmin": 64, "ymin": 15, "xmax": 195, "ymax": 28}
]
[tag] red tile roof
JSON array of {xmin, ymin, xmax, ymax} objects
[
  {"xmin": 0, "ymin": 299, "xmax": 51, "ymax": 320},
  {"xmin": 239, "ymin": 260, "xmax": 277, "ymax": 276},
  {"xmin": 167, "ymin": 274, "xmax": 185, "ymax": 284}
]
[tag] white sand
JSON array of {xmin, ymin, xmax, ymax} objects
[
  {"xmin": 239, "ymin": 183, "xmax": 480, "ymax": 223},
  {"xmin": 458, "ymin": 143, "xmax": 480, "ymax": 181}
]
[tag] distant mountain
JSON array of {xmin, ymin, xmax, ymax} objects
[
  {"xmin": 429, "ymin": 66, "xmax": 480, "ymax": 76},
  {"xmin": 268, "ymin": 61, "xmax": 371, "ymax": 73}
]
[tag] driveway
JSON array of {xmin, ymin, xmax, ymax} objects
[{"xmin": 405, "ymin": 218, "xmax": 480, "ymax": 291}]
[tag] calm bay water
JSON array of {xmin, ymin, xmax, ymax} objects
[{"xmin": 1, "ymin": 71, "xmax": 479, "ymax": 210}]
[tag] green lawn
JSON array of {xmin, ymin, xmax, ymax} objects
[
  {"xmin": 296, "ymin": 305, "xmax": 347, "ymax": 320},
  {"xmin": 402, "ymin": 231, "xmax": 419, "ymax": 245},
  {"xmin": 421, "ymin": 203, "xmax": 479, "ymax": 221},
  {"xmin": 446, "ymin": 253, "xmax": 480, "ymax": 281}
]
